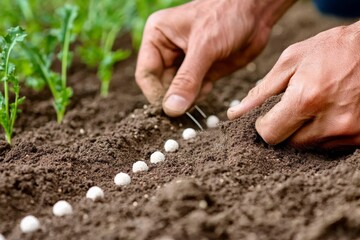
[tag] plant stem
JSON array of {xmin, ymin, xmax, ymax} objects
[
  {"xmin": 61, "ymin": 28, "xmax": 70, "ymax": 88},
  {"xmin": 100, "ymin": 81, "xmax": 110, "ymax": 97},
  {"xmin": 56, "ymin": 108, "xmax": 65, "ymax": 123},
  {"xmin": 100, "ymin": 27, "xmax": 117, "ymax": 97}
]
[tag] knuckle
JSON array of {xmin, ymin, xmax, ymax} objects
[
  {"xmin": 331, "ymin": 113, "xmax": 355, "ymax": 136},
  {"xmin": 297, "ymin": 90, "xmax": 320, "ymax": 114},
  {"xmin": 172, "ymin": 71, "xmax": 198, "ymax": 90},
  {"xmin": 279, "ymin": 44, "xmax": 300, "ymax": 64},
  {"xmin": 146, "ymin": 10, "xmax": 167, "ymax": 30}
]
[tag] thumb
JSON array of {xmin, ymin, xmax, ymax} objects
[{"xmin": 163, "ymin": 47, "xmax": 213, "ymax": 117}]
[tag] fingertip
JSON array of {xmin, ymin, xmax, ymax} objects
[
  {"xmin": 255, "ymin": 116, "xmax": 279, "ymax": 145},
  {"xmin": 227, "ymin": 102, "xmax": 246, "ymax": 120},
  {"xmin": 163, "ymin": 94, "xmax": 191, "ymax": 117}
]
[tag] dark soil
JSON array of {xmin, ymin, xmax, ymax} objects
[{"xmin": 1, "ymin": 2, "xmax": 359, "ymax": 240}]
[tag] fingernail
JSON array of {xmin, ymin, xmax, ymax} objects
[{"xmin": 164, "ymin": 95, "xmax": 189, "ymax": 115}]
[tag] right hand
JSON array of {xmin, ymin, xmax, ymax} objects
[{"xmin": 135, "ymin": 0, "xmax": 277, "ymax": 117}]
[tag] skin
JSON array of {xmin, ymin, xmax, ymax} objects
[
  {"xmin": 228, "ymin": 22, "xmax": 360, "ymax": 149},
  {"xmin": 136, "ymin": 0, "xmax": 360, "ymax": 149},
  {"xmin": 136, "ymin": 0, "xmax": 294, "ymax": 115}
]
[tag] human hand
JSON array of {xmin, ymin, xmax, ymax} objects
[
  {"xmin": 136, "ymin": 0, "xmax": 295, "ymax": 117},
  {"xmin": 228, "ymin": 22, "xmax": 360, "ymax": 149}
]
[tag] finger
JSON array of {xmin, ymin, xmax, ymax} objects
[
  {"xmin": 135, "ymin": 40, "xmax": 166, "ymax": 105},
  {"xmin": 163, "ymin": 46, "xmax": 214, "ymax": 117},
  {"xmin": 255, "ymin": 92, "xmax": 313, "ymax": 145},
  {"xmin": 320, "ymin": 136, "xmax": 360, "ymax": 149},
  {"xmin": 290, "ymin": 112, "xmax": 357, "ymax": 147},
  {"xmin": 227, "ymin": 49, "xmax": 297, "ymax": 120},
  {"xmin": 288, "ymin": 119, "xmax": 325, "ymax": 148}
]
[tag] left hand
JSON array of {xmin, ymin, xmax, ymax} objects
[{"xmin": 227, "ymin": 22, "xmax": 360, "ymax": 149}]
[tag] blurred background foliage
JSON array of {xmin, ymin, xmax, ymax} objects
[
  {"xmin": 0, "ymin": 0, "xmax": 188, "ymax": 96},
  {"xmin": 1, "ymin": 0, "xmax": 189, "ymax": 49}
]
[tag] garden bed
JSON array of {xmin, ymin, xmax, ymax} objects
[{"xmin": 1, "ymin": 2, "xmax": 359, "ymax": 240}]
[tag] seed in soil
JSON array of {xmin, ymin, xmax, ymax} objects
[
  {"xmin": 20, "ymin": 215, "xmax": 40, "ymax": 233},
  {"xmin": 114, "ymin": 172, "xmax": 131, "ymax": 186},
  {"xmin": 229, "ymin": 99, "xmax": 241, "ymax": 108},
  {"xmin": 206, "ymin": 115, "xmax": 220, "ymax": 128},
  {"xmin": 182, "ymin": 128, "xmax": 197, "ymax": 140},
  {"xmin": 132, "ymin": 161, "xmax": 149, "ymax": 173},
  {"xmin": 86, "ymin": 186, "xmax": 104, "ymax": 201},
  {"xmin": 0, "ymin": 233, "xmax": 4, "ymax": 240},
  {"xmin": 53, "ymin": 200, "xmax": 73, "ymax": 217},
  {"xmin": 150, "ymin": 151, "xmax": 165, "ymax": 164},
  {"xmin": 164, "ymin": 139, "xmax": 179, "ymax": 152}
]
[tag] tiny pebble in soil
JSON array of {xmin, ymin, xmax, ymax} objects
[
  {"xmin": 206, "ymin": 115, "xmax": 220, "ymax": 128},
  {"xmin": 53, "ymin": 200, "xmax": 73, "ymax": 217},
  {"xmin": 182, "ymin": 128, "xmax": 197, "ymax": 140},
  {"xmin": 132, "ymin": 161, "xmax": 149, "ymax": 173},
  {"xmin": 150, "ymin": 151, "xmax": 165, "ymax": 164},
  {"xmin": 20, "ymin": 215, "xmax": 40, "ymax": 233},
  {"xmin": 86, "ymin": 186, "xmax": 104, "ymax": 201},
  {"xmin": 164, "ymin": 139, "xmax": 179, "ymax": 152},
  {"xmin": 114, "ymin": 172, "xmax": 131, "ymax": 186}
]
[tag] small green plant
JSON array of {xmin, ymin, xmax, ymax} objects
[
  {"xmin": 0, "ymin": 27, "xmax": 26, "ymax": 144},
  {"xmin": 78, "ymin": 0, "xmax": 131, "ymax": 97},
  {"xmin": 23, "ymin": 4, "xmax": 78, "ymax": 123}
]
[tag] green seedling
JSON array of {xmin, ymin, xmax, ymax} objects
[
  {"xmin": 23, "ymin": 5, "xmax": 78, "ymax": 123},
  {"xmin": 0, "ymin": 27, "xmax": 26, "ymax": 144},
  {"xmin": 78, "ymin": 0, "xmax": 131, "ymax": 97}
]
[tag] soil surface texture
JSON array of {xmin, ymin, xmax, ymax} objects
[{"xmin": 1, "ymin": 2, "xmax": 359, "ymax": 240}]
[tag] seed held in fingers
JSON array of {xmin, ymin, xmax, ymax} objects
[
  {"xmin": 164, "ymin": 139, "xmax": 179, "ymax": 152},
  {"xmin": 182, "ymin": 128, "xmax": 197, "ymax": 140},
  {"xmin": 20, "ymin": 215, "xmax": 40, "ymax": 233},
  {"xmin": 53, "ymin": 200, "xmax": 73, "ymax": 217},
  {"xmin": 86, "ymin": 186, "xmax": 104, "ymax": 201},
  {"xmin": 114, "ymin": 172, "xmax": 131, "ymax": 186},
  {"xmin": 206, "ymin": 115, "xmax": 220, "ymax": 128},
  {"xmin": 132, "ymin": 161, "xmax": 149, "ymax": 173},
  {"xmin": 150, "ymin": 151, "xmax": 165, "ymax": 164}
]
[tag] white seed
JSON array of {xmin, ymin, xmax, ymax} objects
[
  {"xmin": 199, "ymin": 200, "xmax": 208, "ymax": 209},
  {"xmin": 229, "ymin": 99, "xmax": 241, "ymax": 108},
  {"xmin": 20, "ymin": 215, "xmax": 40, "ymax": 233},
  {"xmin": 182, "ymin": 128, "xmax": 197, "ymax": 140},
  {"xmin": 164, "ymin": 139, "xmax": 179, "ymax": 152},
  {"xmin": 256, "ymin": 79, "xmax": 263, "ymax": 86},
  {"xmin": 132, "ymin": 161, "xmax": 149, "ymax": 173},
  {"xmin": 206, "ymin": 115, "xmax": 220, "ymax": 128},
  {"xmin": 79, "ymin": 128, "xmax": 85, "ymax": 134},
  {"xmin": 246, "ymin": 62, "xmax": 257, "ymax": 72},
  {"xmin": 114, "ymin": 172, "xmax": 131, "ymax": 186},
  {"xmin": 86, "ymin": 186, "xmax": 104, "ymax": 201},
  {"xmin": 53, "ymin": 200, "xmax": 73, "ymax": 217},
  {"xmin": 150, "ymin": 151, "xmax": 165, "ymax": 164},
  {"xmin": 0, "ymin": 234, "xmax": 5, "ymax": 240}
]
